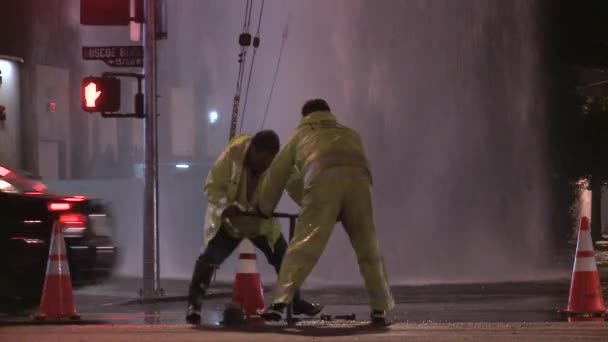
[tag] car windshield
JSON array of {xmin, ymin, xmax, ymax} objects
[{"xmin": 0, "ymin": 165, "xmax": 48, "ymax": 194}]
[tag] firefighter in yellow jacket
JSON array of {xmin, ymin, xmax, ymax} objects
[
  {"xmin": 257, "ymin": 100, "xmax": 394, "ymax": 325},
  {"xmin": 186, "ymin": 130, "xmax": 322, "ymax": 324}
]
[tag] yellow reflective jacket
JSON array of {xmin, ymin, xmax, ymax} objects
[
  {"xmin": 203, "ymin": 134, "xmax": 282, "ymax": 246},
  {"xmin": 258, "ymin": 111, "xmax": 371, "ymax": 216}
]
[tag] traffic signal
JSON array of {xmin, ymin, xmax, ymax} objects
[
  {"xmin": 81, "ymin": 77, "xmax": 121, "ymax": 113},
  {"xmin": 80, "ymin": 0, "xmax": 131, "ymax": 26}
]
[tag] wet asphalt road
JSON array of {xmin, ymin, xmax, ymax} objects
[
  {"xmin": 2, "ymin": 276, "xmax": 608, "ymax": 340},
  {"xmin": 2, "ymin": 247, "xmax": 608, "ymax": 340},
  {"xmin": 2, "ymin": 320, "xmax": 608, "ymax": 341},
  {"xmin": 2, "ymin": 276, "xmax": 607, "ymax": 325}
]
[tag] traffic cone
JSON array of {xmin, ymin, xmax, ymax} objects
[
  {"xmin": 35, "ymin": 220, "xmax": 80, "ymax": 320},
  {"xmin": 231, "ymin": 240, "xmax": 265, "ymax": 316},
  {"xmin": 560, "ymin": 216, "xmax": 608, "ymax": 317}
]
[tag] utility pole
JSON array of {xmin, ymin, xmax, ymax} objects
[{"xmin": 142, "ymin": 0, "xmax": 160, "ymax": 301}]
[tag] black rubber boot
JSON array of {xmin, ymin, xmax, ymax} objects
[
  {"xmin": 261, "ymin": 303, "xmax": 287, "ymax": 321},
  {"xmin": 186, "ymin": 305, "xmax": 202, "ymax": 324},
  {"xmin": 186, "ymin": 260, "xmax": 215, "ymax": 324},
  {"xmin": 370, "ymin": 310, "xmax": 391, "ymax": 327},
  {"xmin": 293, "ymin": 300, "xmax": 324, "ymax": 317}
]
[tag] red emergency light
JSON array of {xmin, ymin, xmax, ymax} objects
[
  {"xmin": 64, "ymin": 196, "xmax": 87, "ymax": 202},
  {"xmin": 59, "ymin": 214, "xmax": 87, "ymax": 225},
  {"xmin": 32, "ymin": 182, "xmax": 47, "ymax": 192},
  {"xmin": 48, "ymin": 203, "xmax": 72, "ymax": 211},
  {"xmin": 59, "ymin": 213, "xmax": 88, "ymax": 236},
  {"xmin": 0, "ymin": 166, "xmax": 10, "ymax": 177}
]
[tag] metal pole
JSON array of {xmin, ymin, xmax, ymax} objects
[
  {"xmin": 143, "ymin": 0, "xmax": 160, "ymax": 300},
  {"xmin": 153, "ymin": 22, "xmax": 161, "ymax": 295}
]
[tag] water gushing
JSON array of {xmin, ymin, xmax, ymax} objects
[{"xmin": 120, "ymin": 0, "xmax": 565, "ymax": 285}]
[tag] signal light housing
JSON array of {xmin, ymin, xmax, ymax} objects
[
  {"xmin": 82, "ymin": 76, "xmax": 121, "ymax": 113},
  {"xmin": 80, "ymin": 0, "xmax": 131, "ymax": 26}
]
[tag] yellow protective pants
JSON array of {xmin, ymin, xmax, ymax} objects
[{"xmin": 271, "ymin": 167, "xmax": 394, "ymax": 311}]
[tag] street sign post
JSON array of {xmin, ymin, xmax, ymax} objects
[
  {"xmin": 82, "ymin": 46, "xmax": 144, "ymax": 67},
  {"xmin": 142, "ymin": 0, "xmax": 162, "ymax": 303},
  {"xmin": 78, "ymin": 0, "xmax": 165, "ymax": 303}
]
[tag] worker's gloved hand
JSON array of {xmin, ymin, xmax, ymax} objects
[{"xmin": 221, "ymin": 205, "xmax": 243, "ymax": 220}]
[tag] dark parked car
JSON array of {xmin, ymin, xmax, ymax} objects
[{"xmin": 0, "ymin": 165, "xmax": 117, "ymax": 309}]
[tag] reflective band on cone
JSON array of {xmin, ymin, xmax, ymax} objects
[
  {"xmin": 237, "ymin": 253, "xmax": 258, "ymax": 274},
  {"xmin": 575, "ymin": 225, "xmax": 594, "ymax": 253},
  {"xmin": 45, "ymin": 258, "xmax": 71, "ymax": 276},
  {"xmin": 573, "ymin": 257, "xmax": 598, "ymax": 272},
  {"xmin": 560, "ymin": 216, "xmax": 608, "ymax": 317}
]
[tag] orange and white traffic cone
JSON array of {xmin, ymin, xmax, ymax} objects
[
  {"xmin": 560, "ymin": 216, "xmax": 607, "ymax": 317},
  {"xmin": 231, "ymin": 240, "xmax": 265, "ymax": 316},
  {"xmin": 35, "ymin": 220, "xmax": 80, "ymax": 320}
]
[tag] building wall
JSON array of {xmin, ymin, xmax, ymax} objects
[
  {"xmin": 169, "ymin": 87, "xmax": 196, "ymax": 158},
  {"xmin": 33, "ymin": 64, "xmax": 71, "ymax": 179},
  {"xmin": 0, "ymin": 58, "xmax": 21, "ymax": 168},
  {"xmin": 0, "ymin": 0, "xmax": 83, "ymax": 176}
]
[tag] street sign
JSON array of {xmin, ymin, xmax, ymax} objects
[{"xmin": 82, "ymin": 46, "xmax": 144, "ymax": 68}]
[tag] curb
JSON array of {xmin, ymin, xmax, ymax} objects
[{"xmin": 0, "ymin": 318, "xmax": 108, "ymax": 326}]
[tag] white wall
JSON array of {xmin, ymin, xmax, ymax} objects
[
  {"xmin": 33, "ymin": 64, "xmax": 70, "ymax": 179},
  {"xmin": 170, "ymin": 87, "xmax": 195, "ymax": 157},
  {"xmin": 0, "ymin": 58, "xmax": 21, "ymax": 168}
]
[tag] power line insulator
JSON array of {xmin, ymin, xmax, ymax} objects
[
  {"xmin": 239, "ymin": 33, "xmax": 252, "ymax": 47},
  {"xmin": 253, "ymin": 36, "xmax": 260, "ymax": 48}
]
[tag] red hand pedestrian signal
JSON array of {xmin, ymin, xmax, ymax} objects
[
  {"xmin": 81, "ymin": 76, "xmax": 121, "ymax": 113},
  {"xmin": 84, "ymin": 82, "xmax": 102, "ymax": 108}
]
